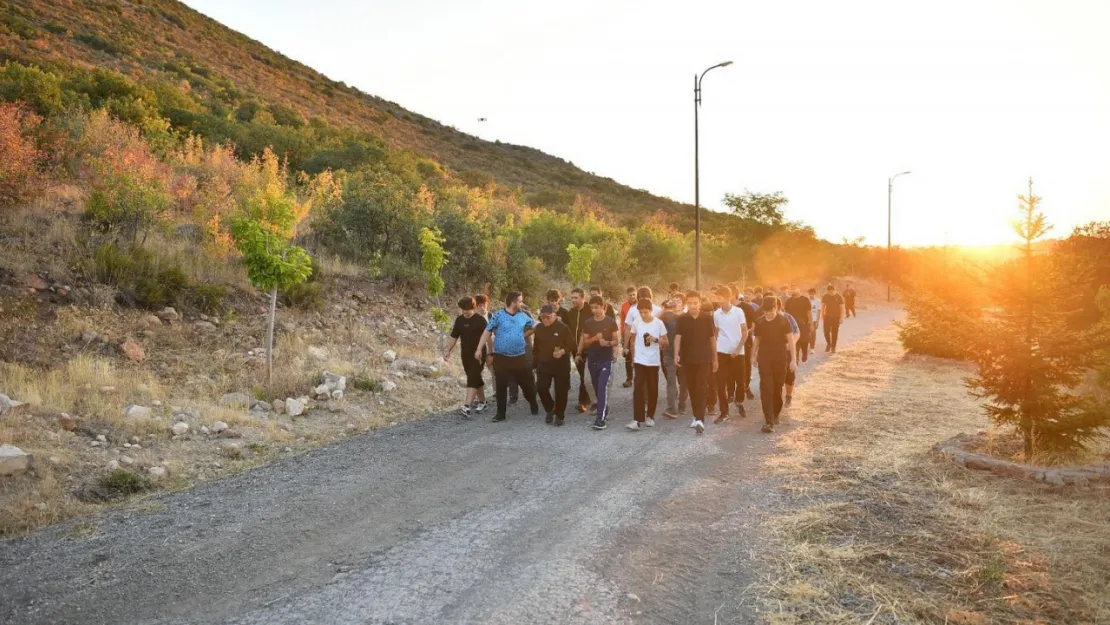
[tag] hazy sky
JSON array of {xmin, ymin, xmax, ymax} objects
[{"xmin": 184, "ymin": 0, "xmax": 1110, "ymax": 247}]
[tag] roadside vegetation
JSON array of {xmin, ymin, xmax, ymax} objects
[{"xmin": 761, "ymin": 327, "xmax": 1110, "ymax": 624}]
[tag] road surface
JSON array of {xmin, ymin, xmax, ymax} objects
[{"xmin": 0, "ymin": 309, "xmax": 901, "ymax": 625}]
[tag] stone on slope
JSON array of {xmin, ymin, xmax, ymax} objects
[
  {"xmin": 219, "ymin": 392, "xmax": 251, "ymax": 409},
  {"xmin": 0, "ymin": 444, "xmax": 33, "ymax": 476},
  {"xmin": 286, "ymin": 398, "xmax": 305, "ymax": 417}
]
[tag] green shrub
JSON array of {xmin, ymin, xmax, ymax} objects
[
  {"xmin": 74, "ymin": 33, "xmax": 129, "ymax": 56},
  {"xmin": 0, "ymin": 62, "xmax": 63, "ymax": 116},
  {"xmin": 373, "ymin": 254, "xmax": 425, "ymax": 292},
  {"xmin": 133, "ymin": 266, "xmax": 187, "ymax": 309},
  {"xmin": 282, "ymin": 281, "xmax": 323, "ymax": 310},
  {"xmin": 351, "ymin": 374, "xmax": 383, "ymax": 393},
  {"xmin": 91, "ymin": 243, "xmax": 191, "ymax": 309},
  {"xmin": 97, "ymin": 469, "xmax": 152, "ymax": 497},
  {"xmin": 188, "ymin": 283, "xmax": 228, "ymax": 314}
]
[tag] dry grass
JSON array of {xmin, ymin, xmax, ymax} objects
[{"xmin": 758, "ymin": 326, "xmax": 1110, "ymax": 625}]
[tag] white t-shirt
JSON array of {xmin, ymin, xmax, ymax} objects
[
  {"xmin": 624, "ymin": 304, "xmax": 664, "ymax": 329},
  {"xmin": 631, "ymin": 318, "xmax": 666, "ymax": 366},
  {"xmin": 809, "ymin": 297, "xmax": 821, "ymax": 323},
  {"xmin": 713, "ymin": 305, "xmax": 747, "ymax": 355}
]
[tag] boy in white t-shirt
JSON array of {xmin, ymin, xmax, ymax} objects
[
  {"xmin": 625, "ymin": 298, "xmax": 668, "ymax": 431},
  {"xmin": 711, "ymin": 285, "xmax": 748, "ymax": 424}
]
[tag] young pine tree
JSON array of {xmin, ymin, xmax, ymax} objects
[{"xmin": 967, "ymin": 180, "xmax": 1110, "ymax": 458}]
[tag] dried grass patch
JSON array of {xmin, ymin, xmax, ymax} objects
[{"xmin": 759, "ymin": 326, "xmax": 1110, "ymax": 624}]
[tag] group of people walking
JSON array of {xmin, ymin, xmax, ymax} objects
[{"xmin": 443, "ymin": 281, "xmax": 855, "ymax": 434}]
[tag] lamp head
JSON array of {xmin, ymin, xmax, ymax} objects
[{"xmin": 719, "ymin": 61, "xmax": 734, "ymax": 67}]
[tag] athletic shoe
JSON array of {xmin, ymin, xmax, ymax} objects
[
  {"xmin": 662, "ymin": 410, "xmax": 678, "ymax": 420},
  {"xmin": 492, "ymin": 414, "xmax": 506, "ymax": 422},
  {"xmin": 784, "ymin": 395, "xmax": 793, "ymax": 407},
  {"xmin": 713, "ymin": 415, "xmax": 730, "ymax": 425},
  {"xmin": 475, "ymin": 401, "xmax": 488, "ymax": 413},
  {"xmin": 593, "ymin": 418, "xmax": 608, "ymax": 430},
  {"xmin": 761, "ymin": 423, "xmax": 774, "ymax": 433},
  {"xmin": 576, "ymin": 404, "xmax": 588, "ymax": 413},
  {"xmin": 737, "ymin": 403, "xmax": 747, "ymax": 418},
  {"xmin": 530, "ymin": 403, "xmax": 540, "ymax": 416},
  {"xmin": 459, "ymin": 404, "xmax": 472, "ymax": 418},
  {"xmin": 545, "ymin": 412, "xmax": 554, "ymax": 424},
  {"xmin": 694, "ymin": 420, "xmax": 705, "ymax": 434},
  {"xmin": 689, "ymin": 419, "xmax": 698, "ymax": 429},
  {"xmin": 554, "ymin": 416, "xmax": 565, "ymax": 427},
  {"xmin": 644, "ymin": 417, "xmax": 656, "ymax": 427},
  {"xmin": 510, "ymin": 396, "xmax": 519, "ymax": 404},
  {"xmin": 625, "ymin": 421, "xmax": 640, "ymax": 431},
  {"xmin": 622, "ymin": 379, "xmax": 633, "ymax": 388},
  {"xmin": 745, "ymin": 389, "xmax": 755, "ymax": 400}
]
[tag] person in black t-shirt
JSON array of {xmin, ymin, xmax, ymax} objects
[
  {"xmin": 533, "ymin": 304, "xmax": 576, "ymax": 426},
  {"xmin": 578, "ymin": 296, "xmax": 621, "ymax": 429},
  {"xmin": 844, "ymin": 283, "xmax": 857, "ymax": 318},
  {"xmin": 560, "ymin": 288, "xmax": 595, "ymax": 413},
  {"xmin": 444, "ymin": 296, "xmax": 489, "ymax": 417},
  {"xmin": 784, "ymin": 286, "xmax": 813, "ymax": 364},
  {"xmin": 674, "ymin": 290, "xmax": 718, "ymax": 434},
  {"xmin": 820, "ymin": 284, "xmax": 846, "ymax": 353},
  {"xmin": 751, "ymin": 296, "xmax": 796, "ymax": 432}
]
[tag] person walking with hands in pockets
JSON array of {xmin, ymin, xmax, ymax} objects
[
  {"xmin": 577, "ymin": 295, "xmax": 620, "ymax": 430},
  {"xmin": 625, "ymin": 298, "xmax": 668, "ymax": 431}
]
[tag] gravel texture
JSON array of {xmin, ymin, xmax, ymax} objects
[{"xmin": 0, "ymin": 310, "xmax": 901, "ymax": 625}]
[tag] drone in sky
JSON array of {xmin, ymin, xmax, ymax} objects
[{"xmin": 477, "ymin": 117, "xmax": 487, "ymax": 122}]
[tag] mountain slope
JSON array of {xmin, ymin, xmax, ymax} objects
[{"xmin": 1, "ymin": 0, "xmax": 704, "ymax": 225}]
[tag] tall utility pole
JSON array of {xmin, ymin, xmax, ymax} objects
[
  {"xmin": 887, "ymin": 170, "xmax": 911, "ymax": 302},
  {"xmin": 693, "ymin": 61, "xmax": 732, "ymax": 291}
]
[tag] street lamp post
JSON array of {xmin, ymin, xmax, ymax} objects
[
  {"xmin": 693, "ymin": 61, "xmax": 732, "ymax": 291},
  {"xmin": 887, "ymin": 170, "xmax": 911, "ymax": 302}
]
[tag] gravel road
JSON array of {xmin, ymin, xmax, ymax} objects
[{"xmin": 1, "ymin": 309, "xmax": 902, "ymax": 625}]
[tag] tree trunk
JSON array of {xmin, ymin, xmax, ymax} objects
[{"xmin": 267, "ymin": 287, "xmax": 277, "ymax": 401}]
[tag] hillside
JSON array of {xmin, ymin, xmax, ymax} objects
[{"xmin": 0, "ymin": 0, "xmax": 702, "ymax": 225}]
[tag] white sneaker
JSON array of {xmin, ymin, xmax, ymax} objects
[
  {"xmin": 689, "ymin": 419, "xmax": 698, "ymax": 429},
  {"xmin": 694, "ymin": 420, "xmax": 705, "ymax": 434},
  {"xmin": 625, "ymin": 421, "xmax": 640, "ymax": 431},
  {"xmin": 644, "ymin": 418, "xmax": 655, "ymax": 427},
  {"xmin": 475, "ymin": 401, "xmax": 488, "ymax": 413},
  {"xmin": 459, "ymin": 404, "xmax": 472, "ymax": 417}
]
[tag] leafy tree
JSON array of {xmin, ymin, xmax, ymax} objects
[
  {"xmin": 723, "ymin": 190, "xmax": 789, "ymax": 227},
  {"xmin": 230, "ymin": 149, "xmax": 317, "ymax": 394},
  {"xmin": 419, "ymin": 226, "xmax": 448, "ymax": 299},
  {"xmin": 565, "ymin": 243, "xmax": 598, "ymax": 286},
  {"xmin": 967, "ymin": 181, "xmax": 1110, "ymax": 457}
]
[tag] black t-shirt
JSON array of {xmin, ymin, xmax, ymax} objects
[
  {"xmin": 754, "ymin": 314, "xmax": 793, "ymax": 365},
  {"xmin": 822, "ymin": 293, "xmax": 845, "ymax": 322},
  {"xmin": 784, "ymin": 296, "xmax": 812, "ymax": 327},
  {"xmin": 675, "ymin": 312, "xmax": 715, "ymax": 365},
  {"xmin": 533, "ymin": 320, "xmax": 576, "ymax": 365},
  {"xmin": 451, "ymin": 313, "xmax": 487, "ymax": 358},
  {"xmin": 844, "ymin": 288, "xmax": 856, "ymax": 305},
  {"xmin": 583, "ymin": 315, "xmax": 619, "ymax": 361}
]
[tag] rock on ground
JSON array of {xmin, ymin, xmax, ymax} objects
[
  {"xmin": 171, "ymin": 422, "xmax": 189, "ymax": 436},
  {"xmin": 120, "ymin": 338, "xmax": 146, "ymax": 362},
  {"xmin": 212, "ymin": 421, "xmax": 229, "ymax": 433},
  {"xmin": 0, "ymin": 393, "xmax": 27, "ymax": 416},
  {"xmin": 382, "ymin": 350, "xmax": 397, "ymax": 363},
  {"xmin": 219, "ymin": 393, "xmax": 251, "ymax": 409},
  {"xmin": 0, "ymin": 444, "xmax": 33, "ymax": 476},
  {"xmin": 286, "ymin": 398, "xmax": 305, "ymax": 417},
  {"xmin": 124, "ymin": 405, "xmax": 153, "ymax": 419}
]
